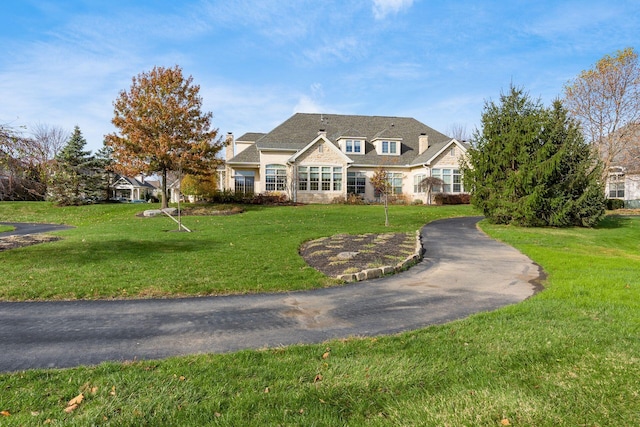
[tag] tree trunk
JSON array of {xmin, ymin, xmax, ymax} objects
[
  {"xmin": 384, "ymin": 194, "xmax": 389, "ymax": 226},
  {"xmin": 161, "ymin": 168, "xmax": 169, "ymax": 209}
]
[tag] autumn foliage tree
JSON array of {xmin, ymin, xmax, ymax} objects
[
  {"xmin": 564, "ymin": 47, "xmax": 640, "ymax": 174},
  {"xmin": 370, "ymin": 168, "xmax": 392, "ymax": 226},
  {"xmin": 105, "ymin": 65, "xmax": 223, "ymax": 208}
]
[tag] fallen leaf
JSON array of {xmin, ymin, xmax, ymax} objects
[
  {"xmin": 501, "ymin": 419, "xmax": 511, "ymax": 426},
  {"xmin": 314, "ymin": 374, "xmax": 323, "ymax": 383},
  {"xmin": 90, "ymin": 386, "xmax": 98, "ymax": 394},
  {"xmin": 67, "ymin": 393, "xmax": 84, "ymax": 407},
  {"xmin": 214, "ymin": 412, "xmax": 221, "ymax": 418},
  {"xmin": 110, "ymin": 386, "xmax": 116, "ymax": 396},
  {"xmin": 64, "ymin": 404, "xmax": 78, "ymax": 413},
  {"xmin": 322, "ymin": 349, "xmax": 330, "ymax": 360},
  {"xmin": 264, "ymin": 387, "xmax": 270, "ymax": 393},
  {"xmin": 1, "ymin": 410, "xmax": 10, "ymax": 416}
]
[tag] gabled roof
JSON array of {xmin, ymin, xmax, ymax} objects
[
  {"xmin": 113, "ymin": 175, "xmax": 155, "ymax": 189},
  {"xmin": 226, "ymin": 144, "xmax": 260, "ymax": 165},
  {"xmin": 236, "ymin": 132, "xmax": 266, "ymax": 143},
  {"xmin": 227, "ymin": 113, "xmax": 453, "ymax": 167},
  {"xmin": 413, "ymin": 139, "xmax": 471, "ymax": 165},
  {"xmin": 289, "ymin": 135, "xmax": 353, "ymax": 164}
]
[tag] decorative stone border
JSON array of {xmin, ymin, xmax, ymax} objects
[{"xmin": 337, "ymin": 230, "xmax": 424, "ymax": 282}]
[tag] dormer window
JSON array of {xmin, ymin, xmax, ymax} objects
[
  {"xmin": 381, "ymin": 140, "xmax": 396, "ymax": 154},
  {"xmin": 344, "ymin": 139, "xmax": 363, "ymax": 154}
]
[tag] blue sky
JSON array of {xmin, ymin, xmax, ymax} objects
[{"xmin": 1, "ymin": 0, "xmax": 639, "ymax": 153}]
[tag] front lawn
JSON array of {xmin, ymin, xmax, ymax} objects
[
  {"xmin": 0, "ymin": 202, "xmax": 473, "ymax": 300},
  {"xmin": 0, "ymin": 204, "xmax": 638, "ymax": 425}
]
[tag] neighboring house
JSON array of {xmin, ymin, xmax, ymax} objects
[
  {"xmin": 605, "ymin": 123, "xmax": 640, "ymax": 208},
  {"xmin": 110, "ymin": 175, "xmax": 156, "ymax": 202},
  {"xmin": 223, "ymin": 113, "xmax": 469, "ymax": 204}
]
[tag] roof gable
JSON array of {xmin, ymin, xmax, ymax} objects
[{"xmin": 289, "ymin": 135, "xmax": 353, "ymax": 163}]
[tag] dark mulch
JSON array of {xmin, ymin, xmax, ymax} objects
[
  {"xmin": 299, "ymin": 232, "xmax": 417, "ymax": 278},
  {"xmin": 0, "ymin": 235, "xmax": 61, "ymax": 252}
]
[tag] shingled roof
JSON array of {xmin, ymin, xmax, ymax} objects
[{"xmin": 229, "ymin": 113, "xmax": 454, "ymax": 166}]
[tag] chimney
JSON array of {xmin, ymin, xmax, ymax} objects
[
  {"xmin": 318, "ymin": 129, "xmax": 327, "ymax": 137},
  {"xmin": 419, "ymin": 133, "xmax": 429, "ymax": 154},
  {"xmin": 225, "ymin": 132, "xmax": 234, "ymax": 161}
]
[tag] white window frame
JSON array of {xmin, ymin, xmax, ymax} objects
[
  {"xmin": 347, "ymin": 171, "xmax": 366, "ymax": 194},
  {"xmin": 344, "ymin": 139, "xmax": 363, "ymax": 154},
  {"xmin": 431, "ymin": 168, "xmax": 463, "ymax": 193},
  {"xmin": 298, "ymin": 166, "xmax": 342, "ymax": 192},
  {"xmin": 265, "ymin": 164, "xmax": 287, "ymax": 192},
  {"xmin": 414, "ymin": 174, "xmax": 427, "ymax": 193},
  {"xmin": 608, "ymin": 173, "xmax": 625, "ymax": 198},
  {"xmin": 376, "ymin": 139, "xmax": 400, "ymax": 155}
]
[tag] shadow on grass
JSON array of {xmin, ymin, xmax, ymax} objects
[
  {"xmin": 11, "ymin": 237, "xmax": 221, "ymax": 265},
  {"xmin": 596, "ymin": 215, "xmax": 634, "ymax": 229}
]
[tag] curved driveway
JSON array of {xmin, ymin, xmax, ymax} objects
[
  {"xmin": 0, "ymin": 217, "xmax": 542, "ymax": 373},
  {"xmin": 0, "ymin": 222, "xmax": 74, "ymax": 236}
]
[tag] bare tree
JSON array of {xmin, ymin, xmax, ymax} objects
[
  {"xmin": 446, "ymin": 123, "xmax": 470, "ymax": 141},
  {"xmin": 0, "ymin": 123, "xmax": 46, "ymax": 200},
  {"xmin": 564, "ymin": 47, "xmax": 640, "ymax": 174},
  {"xmin": 30, "ymin": 122, "xmax": 69, "ymax": 163}
]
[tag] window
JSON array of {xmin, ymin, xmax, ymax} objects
[
  {"xmin": 265, "ymin": 164, "xmax": 287, "ymax": 191},
  {"xmin": 345, "ymin": 139, "xmax": 363, "ymax": 154},
  {"xmin": 298, "ymin": 166, "xmax": 342, "ymax": 192},
  {"xmin": 234, "ymin": 171, "xmax": 255, "ymax": 194},
  {"xmin": 450, "ymin": 147, "xmax": 456, "ymax": 157},
  {"xmin": 431, "ymin": 169, "xmax": 463, "ymax": 193},
  {"xmin": 388, "ymin": 172, "xmax": 403, "ymax": 195},
  {"xmin": 414, "ymin": 174, "xmax": 427, "ymax": 193},
  {"xmin": 347, "ymin": 171, "xmax": 366, "ymax": 194},
  {"xmin": 381, "ymin": 140, "xmax": 398, "ymax": 155},
  {"xmin": 609, "ymin": 174, "xmax": 625, "ymax": 198}
]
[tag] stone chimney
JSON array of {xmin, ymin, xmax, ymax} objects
[
  {"xmin": 318, "ymin": 129, "xmax": 327, "ymax": 137},
  {"xmin": 419, "ymin": 133, "xmax": 429, "ymax": 154},
  {"xmin": 225, "ymin": 132, "xmax": 234, "ymax": 161}
]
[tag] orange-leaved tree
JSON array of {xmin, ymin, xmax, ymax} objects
[{"xmin": 105, "ymin": 65, "xmax": 223, "ymax": 208}]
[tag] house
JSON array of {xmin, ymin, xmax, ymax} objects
[
  {"xmin": 223, "ymin": 113, "xmax": 469, "ymax": 204},
  {"xmin": 605, "ymin": 123, "xmax": 640, "ymax": 208},
  {"xmin": 110, "ymin": 175, "xmax": 157, "ymax": 202}
]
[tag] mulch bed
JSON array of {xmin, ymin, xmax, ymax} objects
[
  {"xmin": 299, "ymin": 232, "xmax": 417, "ymax": 278},
  {"xmin": 0, "ymin": 235, "xmax": 61, "ymax": 252}
]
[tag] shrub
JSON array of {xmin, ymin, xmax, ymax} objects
[
  {"xmin": 606, "ymin": 198, "xmax": 625, "ymax": 210},
  {"xmin": 249, "ymin": 192, "xmax": 289, "ymax": 205},
  {"xmin": 412, "ymin": 199, "xmax": 424, "ymax": 205},
  {"xmin": 433, "ymin": 193, "xmax": 471, "ymax": 205}
]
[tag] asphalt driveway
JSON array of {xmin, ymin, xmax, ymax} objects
[{"xmin": 0, "ymin": 216, "xmax": 542, "ymax": 373}]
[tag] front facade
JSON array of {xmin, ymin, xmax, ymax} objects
[
  {"xmin": 223, "ymin": 113, "xmax": 468, "ymax": 204},
  {"xmin": 110, "ymin": 175, "xmax": 157, "ymax": 202}
]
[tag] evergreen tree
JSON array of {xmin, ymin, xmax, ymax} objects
[
  {"xmin": 95, "ymin": 144, "xmax": 115, "ymax": 201},
  {"xmin": 48, "ymin": 126, "xmax": 100, "ymax": 205},
  {"xmin": 461, "ymin": 86, "xmax": 605, "ymax": 227}
]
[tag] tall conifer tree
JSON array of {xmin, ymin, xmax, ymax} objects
[
  {"xmin": 462, "ymin": 86, "xmax": 605, "ymax": 227},
  {"xmin": 48, "ymin": 126, "xmax": 99, "ymax": 205}
]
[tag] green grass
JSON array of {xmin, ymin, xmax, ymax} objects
[
  {"xmin": 0, "ymin": 224, "xmax": 14, "ymax": 233},
  {"xmin": 0, "ymin": 204, "xmax": 639, "ymax": 425},
  {"xmin": 0, "ymin": 202, "xmax": 472, "ymax": 300}
]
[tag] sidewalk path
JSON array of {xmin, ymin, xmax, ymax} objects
[{"xmin": 0, "ymin": 217, "xmax": 542, "ymax": 373}]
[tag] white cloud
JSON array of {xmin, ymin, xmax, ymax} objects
[{"xmin": 372, "ymin": 0, "xmax": 414, "ymax": 20}]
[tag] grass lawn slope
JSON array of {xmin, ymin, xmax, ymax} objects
[
  {"xmin": 0, "ymin": 203, "xmax": 638, "ymax": 425},
  {"xmin": 0, "ymin": 202, "xmax": 471, "ymax": 300}
]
